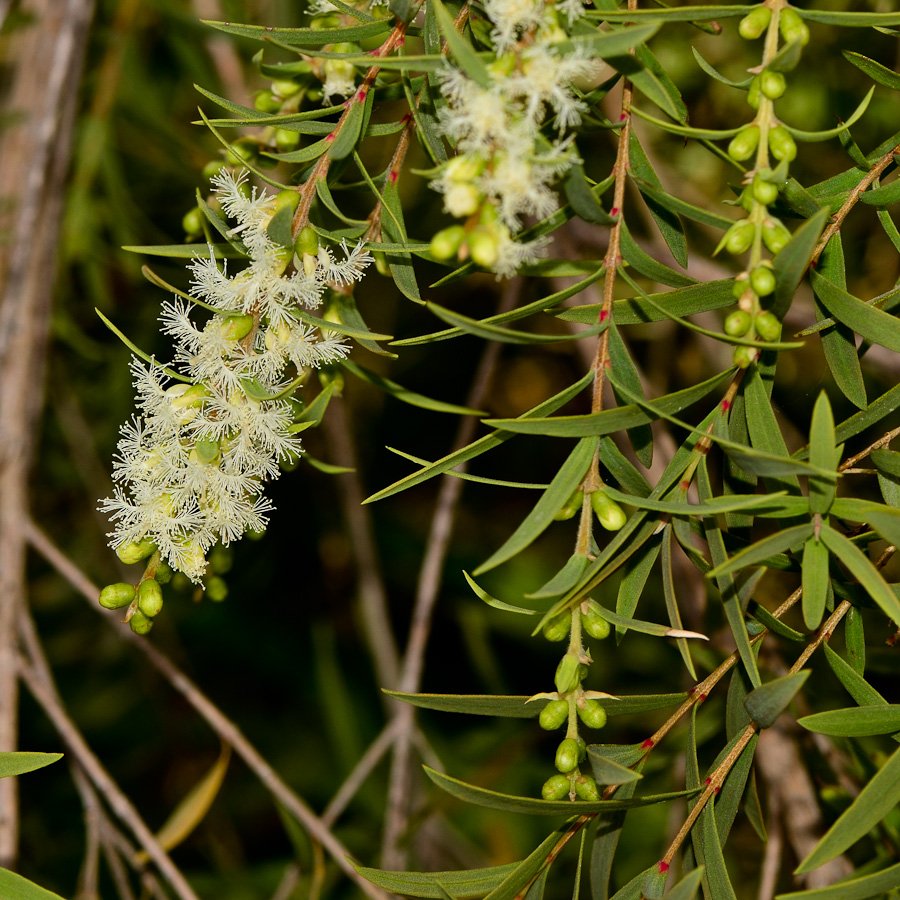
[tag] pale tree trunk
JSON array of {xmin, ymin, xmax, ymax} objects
[{"xmin": 0, "ymin": 0, "xmax": 95, "ymax": 868}]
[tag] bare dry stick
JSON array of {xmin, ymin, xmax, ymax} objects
[
  {"xmin": 24, "ymin": 520, "xmax": 390, "ymax": 900},
  {"xmin": 381, "ymin": 278, "xmax": 521, "ymax": 869}
]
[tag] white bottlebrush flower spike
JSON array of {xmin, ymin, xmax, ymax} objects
[{"xmin": 100, "ymin": 170, "xmax": 372, "ymax": 582}]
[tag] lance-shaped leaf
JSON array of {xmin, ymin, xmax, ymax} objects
[
  {"xmin": 808, "ymin": 392, "xmax": 839, "ymax": 516},
  {"xmin": 801, "ymin": 535, "xmax": 831, "ymax": 630},
  {"xmin": 797, "ymin": 745, "xmax": 900, "ymax": 874},
  {"xmin": 203, "ymin": 18, "xmax": 393, "ymax": 45},
  {"xmin": 588, "ymin": 750, "xmax": 643, "ymax": 786},
  {"xmin": 844, "ymin": 50, "xmax": 900, "ymax": 90},
  {"xmin": 781, "ymin": 88, "xmax": 874, "ymax": 142},
  {"xmin": 124, "ymin": 242, "xmax": 243, "ymax": 259},
  {"xmin": 799, "ymin": 705, "xmax": 900, "ymax": 737},
  {"xmin": 96, "ymin": 310, "xmax": 191, "ymax": 384},
  {"xmin": 770, "ymin": 207, "xmax": 829, "ymax": 320},
  {"xmin": 797, "ymin": 9, "xmax": 900, "ymax": 25},
  {"xmin": 812, "ymin": 269, "xmax": 900, "ymax": 353},
  {"xmin": 424, "ymin": 767, "xmax": 697, "ymax": 815},
  {"xmin": 615, "ymin": 536, "xmax": 661, "ymax": 640},
  {"xmin": 819, "ymin": 524, "xmax": 900, "ymax": 625},
  {"xmin": 609, "ymin": 323, "xmax": 653, "ymax": 466},
  {"xmin": 474, "ymin": 438, "xmax": 597, "ymax": 574},
  {"xmin": 707, "ymin": 524, "xmax": 814, "ymax": 581},
  {"xmin": 0, "ymin": 752, "xmax": 62, "ymax": 779},
  {"xmin": 583, "ymin": 602, "xmax": 708, "ymax": 641},
  {"xmin": 0, "ymin": 869, "xmax": 65, "ymax": 900},
  {"xmin": 357, "ymin": 860, "xmax": 522, "ymax": 899},
  {"xmin": 620, "ymin": 221, "xmax": 696, "ymax": 287},
  {"xmin": 744, "ymin": 671, "xmax": 810, "ymax": 729},
  {"xmin": 662, "ymin": 525, "xmax": 696, "ymax": 677},
  {"xmin": 778, "ymin": 862, "xmax": 900, "ymax": 900},
  {"xmin": 694, "ymin": 799, "xmax": 737, "ymax": 900},
  {"xmin": 526, "ymin": 553, "xmax": 590, "ymax": 601}
]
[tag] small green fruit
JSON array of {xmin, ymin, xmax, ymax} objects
[
  {"xmin": 138, "ymin": 579, "xmax": 164, "ymax": 618},
  {"xmin": 574, "ymin": 775, "xmax": 600, "ymax": 801},
  {"xmin": 590, "ymin": 490, "xmax": 627, "ymax": 532},
  {"xmin": 116, "ymin": 539, "xmax": 157, "ymax": 565},
  {"xmin": 760, "ymin": 69, "xmax": 786, "ymax": 100},
  {"xmin": 539, "ymin": 700, "xmax": 570, "ymax": 731},
  {"xmin": 755, "ymin": 311, "xmax": 782, "ymax": 342},
  {"xmin": 750, "ymin": 266, "xmax": 776, "ymax": 297},
  {"xmin": 555, "ymin": 738, "xmax": 580, "ymax": 773},
  {"xmin": 99, "ymin": 583, "xmax": 136, "ymax": 610},
  {"xmin": 542, "ymin": 611, "xmax": 571, "ymax": 643},
  {"xmin": 724, "ymin": 310, "xmax": 752, "ymax": 337},
  {"xmin": 541, "ymin": 774, "xmax": 571, "ymax": 800},
  {"xmin": 577, "ymin": 699, "xmax": 609, "ymax": 730},
  {"xmin": 728, "ymin": 126, "xmax": 761, "ymax": 162},
  {"xmin": 738, "ymin": 6, "xmax": 772, "ymax": 40},
  {"xmin": 129, "ymin": 610, "xmax": 153, "ymax": 635}
]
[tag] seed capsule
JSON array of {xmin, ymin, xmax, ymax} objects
[
  {"xmin": 760, "ymin": 69, "xmax": 786, "ymax": 100},
  {"xmin": 577, "ymin": 699, "xmax": 609, "ymax": 730},
  {"xmin": 138, "ymin": 579, "xmax": 164, "ymax": 618},
  {"xmin": 738, "ymin": 6, "xmax": 772, "ymax": 40},
  {"xmin": 542, "ymin": 611, "xmax": 571, "ymax": 643},
  {"xmin": 539, "ymin": 699, "xmax": 570, "ymax": 731},
  {"xmin": 750, "ymin": 266, "xmax": 776, "ymax": 297},
  {"xmin": 724, "ymin": 310, "xmax": 752, "ymax": 337},
  {"xmin": 755, "ymin": 311, "xmax": 782, "ymax": 342},
  {"xmin": 555, "ymin": 738, "xmax": 580, "ymax": 773},
  {"xmin": 590, "ymin": 490, "xmax": 627, "ymax": 532},
  {"xmin": 99, "ymin": 583, "xmax": 136, "ymax": 610},
  {"xmin": 768, "ymin": 126, "xmax": 797, "ymax": 163},
  {"xmin": 541, "ymin": 774, "xmax": 571, "ymax": 801},
  {"xmin": 574, "ymin": 775, "xmax": 600, "ymax": 801},
  {"xmin": 727, "ymin": 126, "xmax": 760, "ymax": 162}
]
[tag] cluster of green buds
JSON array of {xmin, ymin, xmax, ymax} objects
[
  {"xmin": 717, "ymin": 4, "xmax": 811, "ymax": 367},
  {"xmin": 536, "ymin": 598, "xmax": 613, "ymax": 801},
  {"xmin": 553, "ymin": 486, "xmax": 628, "ymax": 533}
]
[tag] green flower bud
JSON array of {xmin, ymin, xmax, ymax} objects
[
  {"xmin": 755, "ymin": 310, "xmax": 782, "ymax": 342},
  {"xmin": 724, "ymin": 310, "xmax": 752, "ymax": 337},
  {"xmin": 429, "ymin": 225, "xmax": 466, "ymax": 261},
  {"xmin": 310, "ymin": 14, "xmax": 341, "ymax": 29},
  {"xmin": 488, "ymin": 53, "xmax": 517, "ymax": 78},
  {"xmin": 275, "ymin": 189, "xmax": 301, "ymax": 215},
  {"xmin": 581, "ymin": 600, "xmax": 611, "ymax": 640},
  {"xmin": 779, "ymin": 8, "xmax": 810, "ymax": 46},
  {"xmin": 762, "ymin": 219, "xmax": 791, "ymax": 254},
  {"xmin": 555, "ymin": 738, "xmax": 580, "ymax": 774},
  {"xmin": 727, "ymin": 126, "xmax": 760, "ymax": 162},
  {"xmin": 738, "ymin": 6, "xmax": 772, "ymax": 40},
  {"xmin": 275, "ymin": 128, "xmax": 300, "ymax": 152},
  {"xmin": 760, "ymin": 69, "xmax": 786, "ymax": 100},
  {"xmin": 219, "ymin": 314, "xmax": 255, "ymax": 341},
  {"xmin": 752, "ymin": 175, "xmax": 779, "ymax": 206},
  {"xmin": 574, "ymin": 775, "xmax": 600, "ymax": 801},
  {"xmin": 577, "ymin": 699, "xmax": 608, "ymax": 730},
  {"xmin": 445, "ymin": 154, "xmax": 486, "ymax": 183},
  {"xmin": 190, "ymin": 439, "xmax": 221, "ymax": 466},
  {"xmin": 768, "ymin": 126, "xmax": 797, "ymax": 162},
  {"xmin": 254, "ymin": 90, "xmax": 282, "ymax": 113},
  {"xmin": 271, "ymin": 78, "xmax": 304, "ymax": 98},
  {"xmin": 750, "ymin": 265, "xmax": 776, "ymax": 297},
  {"xmin": 318, "ymin": 366, "xmax": 344, "ymax": 392},
  {"xmin": 724, "ymin": 221, "xmax": 755, "ymax": 256},
  {"xmin": 732, "ymin": 272, "xmax": 751, "ymax": 298},
  {"xmin": 182, "ymin": 207, "xmax": 204, "ymax": 237},
  {"xmin": 733, "ymin": 345, "xmax": 759, "ymax": 368},
  {"xmin": 116, "ymin": 538, "xmax": 157, "ymax": 565},
  {"xmin": 541, "ymin": 774, "xmax": 571, "ymax": 801},
  {"xmin": 294, "ymin": 225, "xmax": 319, "ymax": 259},
  {"xmin": 554, "ymin": 489, "xmax": 583, "ymax": 521},
  {"xmin": 539, "ymin": 699, "xmax": 570, "ymax": 731},
  {"xmin": 542, "ymin": 610, "xmax": 571, "ymax": 643},
  {"xmin": 202, "ymin": 159, "xmax": 227, "ymax": 181},
  {"xmin": 99, "ymin": 582, "xmax": 136, "ymax": 610},
  {"xmin": 168, "ymin": 383, "xmax": 211, "ymax": 412},
  {"xmin": 155, "ymin": 560, "xmax": 173, "ymax": 585},
  {"xmin": 467, "ymin": 226, "xmax": 500, "ymax": 269},
  {"xmin": 590, "ymin": 489, "xmax": 627, "ymax": 532},
  {"xmin": 138, "ymin": 579, "xmax": 164, "ymax": 618},
  {"xmin": 747, "ymin": 76, "xmax": 762, "ymax": 110},
  {"xmin": 129, "ymin": 610, "xmax": 153, "ymax": 635},
  {"xmin": 554, "ymin": 653, "xmax": 582, "ymax": 694},
  {"xmin": 226, "ymin": 140, "xmax": 258, "ymax": 167},
  {"xmin": 206, "ymin": 576, "xmax": 229, "ymax": 602}
]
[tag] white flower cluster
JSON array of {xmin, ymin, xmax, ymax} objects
[
  {"xmin": 100, "ymin": 170, "xmax": 372, "ymax": 582},
  {"xmin": 431, "ymin": 1, "xmax": 597, "ymax": 275}
]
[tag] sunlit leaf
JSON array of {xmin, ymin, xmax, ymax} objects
[
  {"xmin": 0, "ymin": 752, "xmax": 62, "ymax": 779},
  {"xmin": 0, "ymin": 869, "xmax": 65, "ymax": 900},
  {"xmin": 799, "ymin": 705, "xmax": 900, "ymax": 736}
]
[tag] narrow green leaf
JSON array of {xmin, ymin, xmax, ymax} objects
[
  {"xmin": 432, "ymin": 0, "xmax": 491, "ymax": 87},
  {"xmin": 666, "ymin": 868, "xmax": 704, "ymax": 900},
  {"xmin": 357, "ymin": 861, "xmax": 521, "ymax": 898},
  {"xmin": 797, "ymin": 10, "xmax": 900, "ymax": 26},
  {"xmin": 563, "ymin": 163, "xmax": 616, "ymax": 225},
  {"xmin": 859, "ymin": 178, "xmax": 900, "ymax": 207},
  {"xmin": 464, "ymin": 572, "xmax": 539, "ymax": 616},
  {"xmin": 586, "ymin": 602, "xmax": 707, "ymax": 641},
  {"xmin": 630, "ymin": 175, "xmax": 733, "ymax": 230},
  {"xmin": 781, "ymin": 88, "xmax": 874, "ymax": 142},
  {"xmin": 749, "ymin": 601, "xmax": 806, "ymax": 642},
  {"xmin": 615, "ymin": 537, "xmax": 661, "ymax": 640},
  {"xmin": 691, "ymin": 46, "xmax": 752, "ymax": 88},
  {"xmin": 744, "ymin": 671, "xmax": 810, "ymax": 729},
  {"xmin": 474, "ymin": 438, "xmax": 597, "ymax": 574},
  {"xmin": 777, "ymin": 861, "xmax": 900, "ymax": 900},
  {"xmin": 812, "ymin": 270, "xmax": 900, "ymax": 353},
  {"xmin": 819, "ymin": 525, "xmax": 900, "ymax": 625},
  {"xmin": 599, "ymin": 437, "xmax": 651, "ymax": 498},
  {"xmin": 587, "ymin": 750, "xmax": 643, "ymax": 786},
  {"xmin": 608, "ymin": 324, "xmax": 652, "ymax": 465},
  {"xmin": 124, "ymin": 243, "xmax": 243, "ymax": 259},
  {"xmin": 96, "ymin": 310, "xmax": 191, "ymax": 383},
  {"xmin": 796, "ymin": 745, "xmax": 900, "ymax": 874},
  {"xmin": 555, "ymin": 23, "xmax": 661, "ymax": 59},
  {"xmin": 365, "ymin": 372, "xmax": 593, "ymax": 502},
  {"xmin": 620, "ymin": 222, "xmax": 696, "ymax": 287},
  {"xmin": 808, "ymin": 392, "xmax": 838, "ymax": 515},
  {"xmin": 482, "ymin": 823, "xmax": 574, "ymax": 900},
  {"xmin": 662, "ymin": 525, "xmax": 696, "ymax": 678},
  {"xmin": 526, "ymin": 553, "xmax": 590, "ymax": 601},
  {"xmin": 424, "ymin": 767, "xmax": 698, "ymax": 816},
  {"xmin": 799, "ymin": 705, "xmax": 900, "ymax": 737},
  {"xmin": 328, "ymin": 90, "xmax": 370, "ymax": 160},
  {"xmin": 824, "ymin": 643, "xmax": 888, "ymax": 709},
  {"xmin": 0, "ymin": 752, "xmax": 62, "ymax": 779},
  {"xmin": 587, "ymin": 6, "xmax": 751, "ymax": 22},
  {"xmin": 483, "ymin": 369, "xmax": 732, "ymax": 437},
  {"xmin": 0, "ymin": 869, "xmax": 66, "ymax": 900},
  {"xmin": 387, "ymin": 448, "xmax": 547, "ymax": 489},
  {"xmin": 845, "ymin": 606, "xmax": 866, "ymax": 676},
  {"xmin": 716, "ymin": 734, "xmax": 758, "ymax": 846},
  {"xmin": 294, "ymin": 382, "xmax": 335, "ymax": 427},
  {"xmin": 771, "ymin": 207, "xmax": 829, "ymax": 320},
  {"xmin": 707, "ymin": 524, "xmax": 813, "ymax": 579},
  {"xmin": 834, "ymin": 383, "xmax": 900, "ymax": 446},
  {"xmin": 694, "ymin": 800, "xmax": 737, "ymax": 900},
  {"xmin": 814, "ymin": 291, "xmax": 867, "ymax": 410},
  {"xmin": 802, "ymin": 536, "xmax": 831, "ymax": 630},
  {"xmin": 202, "ymin": 18, "xmax": 393, "ymax": 46}
]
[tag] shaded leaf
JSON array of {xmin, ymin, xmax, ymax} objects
[
  {"xmin": 771, "ymin": 208, "xmax": 829, "ymax": 320},
  {"xmin": 707, "ymin": 523, "xmax": 813, "ymax": 579},
  {"xmin": 587, "ymin": 750, "xmax": 643, "ymax": 786},
  {"xmin": 744, "ymin": 671, "xmax": 810, "ymax": 729}
]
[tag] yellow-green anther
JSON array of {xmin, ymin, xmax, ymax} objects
[
  {"xmin": 539, "ymin": 699, "xmax": 570, "ymax": 731},
  {"xmin": 99, "ymin": 582, "xmax": 136, "ymax": 610},
  {"xmin": 590, "ymin": 489, "xmax": 627, "ymax": 532},
  {"xmin": 727, "ymin": 126, "xmax": 761, "ymax": 162},
  {"xmin": 577, "ymin": 699, "xmax": 608, "ymax": 730},
  {"xmin": 555, "ymin": 738, "xmax": 580, "ymax": 773},
  {"xmin": 116, "ymin": 538, "xmax": 157, "ymax": 565},
  {"xmin": 738, "ymin": 6, "xmax": 772, "ymax": 40}
]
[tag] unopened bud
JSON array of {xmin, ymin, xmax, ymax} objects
[
  {"xmin": 581, "ymin": 600, "xmax": 611, "ymax": 640},
  {"xmin": 574, "ymin": 775, "xmax": 600, "ymax": 801},
  {"xmin": 760, "ymin": 69, "xmax": 786, "ymax": 100},
  {"xmin": 206, "ymin": 576, "xmax": 229, "ymax": 602},
  {"xmin": 733, "ymin": 345, "xmax": 759, "ymax": 368},
  {"xmin": 129, "ymin": 610, "xmax": 154, "ymax": 635},
  {"xmin": 577, "ymin": 698, "xmax": 608, "ymax": 730},
  {"xmin": 723, "ymin": 221, "xmax": 755, "ymax": 256},
  {"xmin": 728, "ymin": 126, "xmax": 760, "ymax": 162},
  {"xmin": 542, "ymin": 610, "xmax": 571, "ymax": 643},
  {"xmin": 738, "ymin": 6, "xmax": 772, "ymax": 40},
  {"xmin": 275, "ymin": 128, "xmax": 300, "ymax": 152},
  {"xmin": 429, "ymin": 225, "xmax": 466, "ymax": 260},
  {"xmin": 779, "ymin": 8, "xmax": 810, "ymax": 46},
  {"xmin": 467, "ymin": 226, "xmax": 500, "ymax": 268},
  {"xmin": 182, "ymin": 207, "xmax": 204, "ymax": 237},
  {"xmin": 116, "ymin": 539, "xmax": 157, "ymax": 565},
  {"xmin": 554, "ymin": 653, "xmax": 582, "ymax": 694},
  {"xmin": 274, "ymin": 189, "xmax": 301, "ymax": 214},
  {"xmin": 542, "ymin": 774, "xmax": 571, "ymax": 800},
  {"xmin": 590, "ymin": 489, "xmax": 627, "ymax": 531},
  {"xmin": 539, "ymin": 699, "xmax": 570, "ymax": 731},
  {"xmin": 138, "ymin": 579, "xmax": 164, "ymax": 617},
  {"xmin": 768, "ymin": 126, "xmax": 797, "ymax": 163},
  {"xmin": 271, "ymin": 78, "xmax": 303, "ymax": 98},
  {"xmin": 99, "ymin": 583, "xmax": 136, "ymax": 610},
  {"xmin": 555, "ymin": 738, "xmax": 580, "ymax": 773},
  {"xmin": 254, "ymin": 90, "xmax": 282, "ymax": 113},
  {"xmin": 755, "ymin": 310, "xmax": 782, "ymax": 342},
  {"xmin": 554, "ymin": 489, "xmax": 583, "ymax": 521},
  {"xmin": 752, "ymin": 175, "xmax": 779, "ymax": 206},
  {"xmin": 294, "ymin": 225, "xmax": 319, "ymax": 258},
  {"xmin": 724, "ymin": 309, "xmax": 752, "ymax": 337},
  {"xmin": 219, "ymin": 314, "xmax": 255, "ymax": 341},
  {"xmin": 762, "ymin": 219, "xmax": 791, "ymax": 254},
  {"xmin": 750, "ymin": 265, "xmax": 776, "ymax": 297}
]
